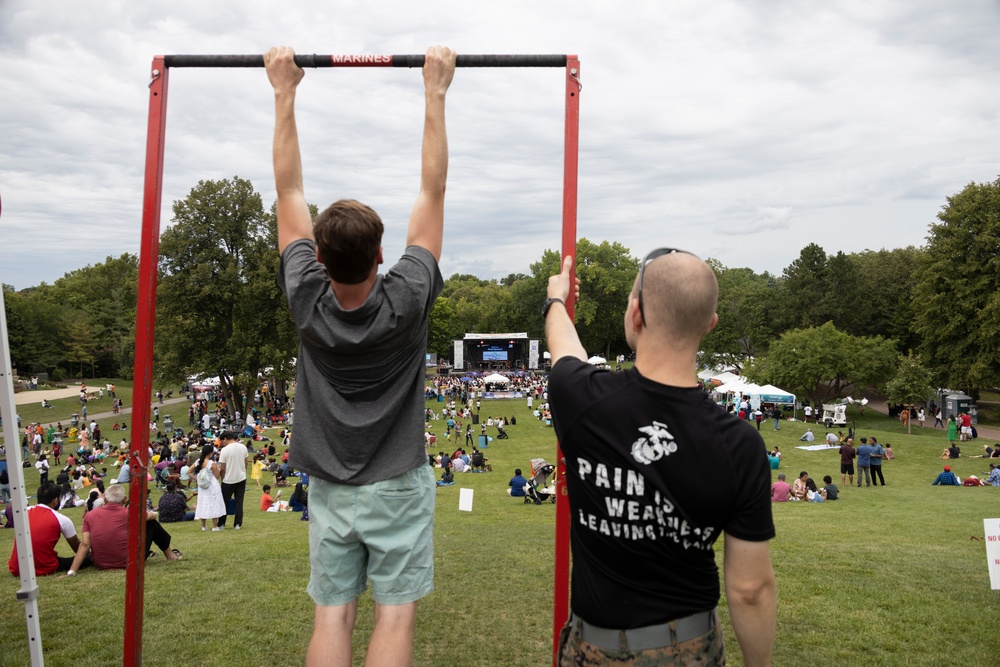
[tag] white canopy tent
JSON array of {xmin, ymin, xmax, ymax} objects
[
  {"xmin": 587, "ymin": 356, "xmax": 607, "ymax": 365},
  {"xmin": 483, "ymin": 373, "xmax": 510, "ymax": 384},
  {"xmin": 698, "ymin": 369, "xmax": 739, "ymax": 386},
  {"xmin": 712, "ymin": 378, "xmax": 796, "ymax": 410}
]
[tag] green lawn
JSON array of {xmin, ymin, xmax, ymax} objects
[{"xmin": 2, "ymin": 395, "xmax": 1000, "ymax": 666}]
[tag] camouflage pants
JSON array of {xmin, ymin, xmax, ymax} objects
[{"xmin": 557, "ymin": 613, "xmax": 725, "ymax": 666}]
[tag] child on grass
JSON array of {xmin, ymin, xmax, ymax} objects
[
  {"xmin": 822, "ymin": 475, "xmax": 839, "ymax": 500},
  {"xmin": 805, "ymin": 478, "xmax": 826, "ymax": 502},
  {"xmin": 260, "ymin": 485, "xmax": 278, "ymax": 511}
]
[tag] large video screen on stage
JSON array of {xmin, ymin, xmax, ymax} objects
[{"xmin": 482, "ymin": 344, "xmax": 508, "ymax": 361}]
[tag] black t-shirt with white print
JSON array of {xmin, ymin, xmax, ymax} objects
[{"xmin": 549, "ymin": 357, "xmax": 774, "ymax": 629}]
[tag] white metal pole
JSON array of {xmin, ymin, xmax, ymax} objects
[{"xmin": 0, "ymin": 285, "xmax": 46, "ymax": 666}]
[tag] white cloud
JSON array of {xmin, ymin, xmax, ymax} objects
[{"xmin": 3, "ymin": 0, "xmax": 1000, "ymax": 289}]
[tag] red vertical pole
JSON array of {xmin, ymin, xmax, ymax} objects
[
  {"xmin": 553, "ymin": 56, "xmax": 580, "ymax": 666},
  {"xmin": 124, "ymin": 56, "xmax": 169, "ymax": 667}
]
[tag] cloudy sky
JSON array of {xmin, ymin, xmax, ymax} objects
[{"xmin": 3, "ymin": 0, "xmax": 1000, "ymax": 290}]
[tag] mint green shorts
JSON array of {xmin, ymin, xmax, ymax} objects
[{"xmin": 307, "ymin": 465, "xmax": 436, "ymax": 606}]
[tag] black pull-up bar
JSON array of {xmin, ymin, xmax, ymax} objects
[{"xmin": 162, "ymin": 54, "xmax": 570, "ymax": 68}]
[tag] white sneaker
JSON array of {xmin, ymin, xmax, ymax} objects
[
  {"xmin": 212, "ymin": 527, "xmax": 223, "ymax": 532},
  {"xmin": 201, "ymin": 527, "xmax": 207, "ymax": 531},
  {"xmin": 234, "ymin": 525, "xmax": 241, "ymax": 530}
]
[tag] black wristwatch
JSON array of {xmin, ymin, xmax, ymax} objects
[{"xmin": 542, "ymin": 297, "xmax": 565, "ymax": 317}]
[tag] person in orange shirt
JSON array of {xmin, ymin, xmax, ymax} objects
[{"xmin": 260, "ymin": 485, "xmax": 278, "ymax": 511}]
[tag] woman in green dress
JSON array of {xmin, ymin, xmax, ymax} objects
[{"xmin": 946, "ymin": 416, "xmax": 958, "ymax": 442}]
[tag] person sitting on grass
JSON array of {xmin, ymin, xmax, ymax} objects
[
  {"xmin": 987, "ymin": 464, "xmax": 1000, "ymax": 487},
  {"xmin": 437, "ymin": 461, "xmax": 454, "ymax": 486},
  {"xmin": 470, "ymin": 448, "xmax": 490, "ymax": 472},
  {"xmin": 260, "ymin": 484, "xmax": 279, "ymax": 511},
  {"xmin": 8, "ymin": 482, "xmax": 91, "ymax": 576},
  {"xmin": 770, "ymin": 473, "xmax": 791, "ymax": 502},
  {"xmin": 798, "ymin": 429, "xmax": 815, "ymax": 442},
  {"xmin": 289, "ymin": 483, "xmax": 308, "ymax": 512},
  {"xmin": 805, "ymin": 478, "xmax": 826, "ymax": 502},
  {"xmin": 822, "ymin": 475, "xmax": 839, "ymax": 500},
  {"xmin": 64, "ymin": 484, "xmax": 181, "ymax": 577},
  {"xmin": 158, "ymin": 482, "xmax": 195, "ymax": 523},
  {"xmin": 932, "ymin": 465, "xmax": 961, "ymax": 486},
  {"xmin": 507, "ymin": 468, "xmax": 528, "ymax": 497},
  {"xmin": 791, "ymin": 471, "xmax": 808, "ymax": 501},
  {"xmin": 963, "ymin": 475, "xmax": 984, "ymax": 487}
]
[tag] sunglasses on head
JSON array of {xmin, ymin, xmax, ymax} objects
[{"xmin": 637, "ymin": 247, "xmax": 695, "ymax": 326}]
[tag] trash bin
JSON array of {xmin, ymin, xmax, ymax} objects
[
  {"xmin": 478, "ymin": 435, "xmax": 489, "ymax": 448},
  {"xmin": 472, "ymin": 413, "xmax": 479, "ymax": 424},
  {"xmin": 437, "ymin": 394, "xmax": 444, "ymax": 403}
]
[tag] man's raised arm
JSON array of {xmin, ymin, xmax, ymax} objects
[
  {"xmin": 406, "ymin": 46, "xmax": 456, "ymax": 262},
  {"xmin": 265, "ymin": 46, "xmax": 314, "ymax": 255}
]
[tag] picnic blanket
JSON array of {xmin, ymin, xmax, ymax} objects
[{"xmin": 796, "ymin": 444, "xmax": 840, "ymax": 451}]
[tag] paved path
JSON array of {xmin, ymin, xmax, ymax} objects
[
  {"xmin": 867, "ymin": 399, "xmax": 1000, "ymax": 443},
  {"xmin": 14, "ymin": 384, "xmax": 88, "ymax": 405},
  {"xmin": 18, "ymin": 394, "xmax": 191, "ymax": 431}
]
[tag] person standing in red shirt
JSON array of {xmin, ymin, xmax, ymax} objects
[{"xmin": 960, "ymin": 411, "xmax": 973, "ymax": 442}]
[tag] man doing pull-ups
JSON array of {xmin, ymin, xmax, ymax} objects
[{"xmin": 265, "ymin": 45, "xmax": 456, "ymax": 667}]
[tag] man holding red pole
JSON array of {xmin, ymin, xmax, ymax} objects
[{"xmin": 545, "ymin": 250, "xmax": 777, "ymax": 666}]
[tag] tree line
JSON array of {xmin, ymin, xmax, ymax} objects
[{"xmin": 5, "ymin": 175, "xmax": 1000, "ymax": 410}]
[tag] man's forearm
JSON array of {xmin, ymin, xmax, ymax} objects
[
  {"xmin": 405, "ymin": 90, "xmax": 449, "ymax": 258},
  {"xmin": 727, "ymin": 573, "xmax": 777, "ymax": 666},
  {"xmin": 272, "ymin": 90, "xmax": 313, "ymax": 252},
  {"xmin": 421, "ymin": 91, "xmax": 449, "ymax": 200},
  {"xmin": 545, "ymin": 305, "xmax": 587, "ymax": 365},
  {"xmin": 68, "ymin": 540, "xmax": 89, "ymax": 574}
]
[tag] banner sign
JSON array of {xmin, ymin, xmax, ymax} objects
[{"xmin": 985, "ymin": 518, "xmax": 1000, "ymax": 590}]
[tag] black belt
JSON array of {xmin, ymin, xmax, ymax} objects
[{"xmin": 573, "ymin": 609, "xmax": 715, "ymax": 653}]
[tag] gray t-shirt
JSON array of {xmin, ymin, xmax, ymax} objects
[{"xmin": 277, "ymin": 239, "xmax": 442, "ymax": 485}]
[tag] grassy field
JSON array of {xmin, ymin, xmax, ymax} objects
[
  {"xmin": 1, "ymin": 379, "xmax": 185, "ymax": 448},
  {"xmin": 2, "ymin": 392, "xmax": 1000, "ymax": 666}
]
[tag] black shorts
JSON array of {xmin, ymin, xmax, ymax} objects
[{"xmin": 840, "ymin": 463, "xmax": 855, "ymax": 475}]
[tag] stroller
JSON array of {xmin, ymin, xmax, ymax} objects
[{"xmin": 524, "ymin": 458, "xmax": 556, "ymax": 505}]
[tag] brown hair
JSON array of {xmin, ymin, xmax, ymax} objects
[{"xmin": 313, "ymin": 199, "xmax": 384, "ymax": 284}]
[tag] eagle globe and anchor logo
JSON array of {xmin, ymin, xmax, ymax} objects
[{"xmin": 630, "ymin": 421, "xmax": 677, "ymax": 465}]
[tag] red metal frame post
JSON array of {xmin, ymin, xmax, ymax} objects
[
  {"xmin": 124, "ymin": 56, "xmax": 169, "ymax": 667},
  {"xmin": 553, "ymin": 56, "xmax": 581, "ymax": 666}
]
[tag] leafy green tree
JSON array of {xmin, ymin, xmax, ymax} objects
[
  {"xmin": 573, "ymin": 239, "xmax": 639, "ymax": 358},
  {"xmin": 747, "ymin": 321, "xmax": 897, "ymax": 408},
  {"xmin": 852, "ymin": 247, "xmax": 921, "ymax": 352},
  {"xmin": 63, "ymin": 311, "xmax": 97, "ymax": 377},
  {"xmin": 821, "ymin": 251, "xmax": 865, "ymax": 335},
  {"xmin": 701, "ymin": 262, "xmax": 781, "ymax": 372},
  {"xmin": 3, "ymin": 285, "xmax": 65, "ymax": 375},
  {"xmin": 914, "ymin": 178, "xmax": 1000, "ymax": 397},
  {"xmin": 778, "ymin": 243, "xmax": 830, "ymax": 330},
  {"xmin": 885, "ymin": 353, "xmax": 934, "ymax": 434},
  {"xmin": 48, "ymin": 254, "xmax": 139, "ymax": 377},
  {"xmin": 156, "ymin": 177, "xmax": 298, "ymax": 416},
  {"xmin": 427, "ymin": 296, "xmax": 463, "ymax": 359}
]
